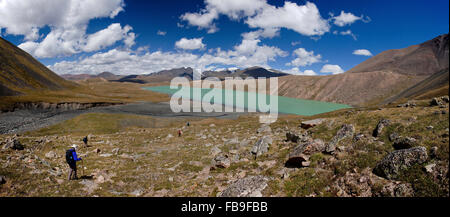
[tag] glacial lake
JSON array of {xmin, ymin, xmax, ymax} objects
[{"xmin": 143, "ymin": 86, "xmax": 351, "ymax": 116}]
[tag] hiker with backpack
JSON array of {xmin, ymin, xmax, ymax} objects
[
  {"xmin": 83, "ymin": 136, "xmax": 88, "ymax": 147},
  {"xmin": 66, "ymin": 144, "xmax": 82, "ymax": 180}
]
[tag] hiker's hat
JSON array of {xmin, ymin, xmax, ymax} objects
[{"xmin": 70, "ymin": 144, "xmax": 78, "ymax": 149}]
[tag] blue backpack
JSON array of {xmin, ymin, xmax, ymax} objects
[{"xmin": 65, "ymin": 149, "xmax": 75, "ymax": 165}]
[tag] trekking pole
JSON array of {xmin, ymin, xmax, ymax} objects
[{"xmin": 81, "ymin": 159, "xmax": 85, "ymax": 177}]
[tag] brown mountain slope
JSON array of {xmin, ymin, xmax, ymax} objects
[
  {"xmin": 277, "ymin": 33, "xmax": 448, "ymax": 106},
  {"xmin": 384, "ymin": 68, "xmax": 449, "ymax": 103},
  {"xmin": 0, "ymin": 37, "xmax": 76, "ymax": 96},
  {"xmin": 348, "ymin": 34, "xmax": 449, "ymax": 76},
  {"xmin": 278, "ymin": 71, "xmax": 426, "ymax": 106}
]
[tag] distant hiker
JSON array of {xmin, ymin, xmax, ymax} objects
[
  {"xmin": 187, "ymin": 122, "xmax": 190, "ymax": 127},
  {"xmin": 66, "ymin": 144, "xmax": 82, "ymax": 180},
  {"xmin": 178, "ymin": 129, "xmax": 183, "ymax": 137},
  {"xmin": 82, "ymin": 136, "xmax": 88, "ymax": 147}
]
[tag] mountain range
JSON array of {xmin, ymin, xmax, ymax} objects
[{"xmin": 1, "ymin": 33, "xmax": 449, "ymax": 106}]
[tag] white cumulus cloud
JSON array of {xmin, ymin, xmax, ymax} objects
[
  {"xmin": 181, "ymin": 1, "xmax": 329, "ymax": 37},
  {"xmin": 84, "ymin": 23, "xmax": 134, "ymax": 52},
  {"xmin": 1, "ymin": 0, "xmax": 135, "ymax": 58},
  {"xmin": 287, "ymin": 48, "xmax": 322, "ymax": 67},
  {"xmin": 353, "ymin": 49, "xmax": 373, "ymax": 56},
  {"xmin": 332, "ymin": 11, "xmax": 363, "ymax": 27},
  {"xmin": 175, "ymin": 37, "xmax": 206, "ymax": 50},
  {"xmin": 49, "ymin": 30, "xmax": 288, "ymax": 75},
  {"xmin": 320, "ymin": 64, "xmax": 345, "ymax": 74},
  {"xmin": 286, "ymin": 67, "xmax": 317, "ymax": 76}
]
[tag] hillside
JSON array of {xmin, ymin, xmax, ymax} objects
[
  {"xmin": 348, "ymin": 34, "xmax": 449, "ymax": 76},
  {"xmin": 0, "ymin": 37, "xmax": 76, "ymax": 96},
  {"xmin": 277, "ymin": 34, "xmax": 449, "ymax": 106},
  {"xmin": 278, "ymin": 71, "xmax": 427, "ymax": 106}
]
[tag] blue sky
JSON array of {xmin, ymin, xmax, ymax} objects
[{"xmin": 0, "ymin": 0, "xmax": 448, "ymax": 75}]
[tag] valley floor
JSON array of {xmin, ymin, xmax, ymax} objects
[{"xmin": 0, "ymin": 97, "xmax": 448, "ymax": 197}]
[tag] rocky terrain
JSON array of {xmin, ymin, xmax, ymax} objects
[{"xmin": 0, "ymin": 96, "xmax": 448, "ymax": 197}]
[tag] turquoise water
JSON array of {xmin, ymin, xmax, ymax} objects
[{"xmin": 143, "ymin": 86, "xmax": 351, "ymax": 116}]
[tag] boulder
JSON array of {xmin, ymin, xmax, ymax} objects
[
  {"xmin": 424, "ymin": 163, "xmax": 436, "ymax": 173},
  {"xmin": 3, "ymin": 139, "xmax": 24, "ymax": 150},
  {"xmin": 353, "ymin": 133, "xmax": 366, "ymax": 142},
  {"xmin": 210, "ymin": 147, "xmax": 222, "ymax": 156},
  {"xmin": 300, "ymin": 118, "xmax": 326, "ymax": 129},
  {"xmin": 286, "ymin": 131, "xmax": 300, "ymax": 143},
  {"xmin": 257, "ymin": 125, "xmax": 272, "ymax": 134},
  {"xmin": 393, "ymin": 137, "xmax": 417, "ymax": 150},
  {"xmin": 430, "ymin": 146, "xmax": 438, "ymax": 158},
  {"xmin": 45, "ymin": 151, "xmax": 57, "ymax": 159},
  {"xmin": 333, "ymin": 167, "xmax": 414, "ymax": 197},
  {"xmin": 286, "ymin": 131, "xmax": 310, "ymax": 143},
  {"xmin": 397, "ymin": 101, "xmax": 416, "ymax": 108},
  {"xmin": 251, "ymin": 136, "xmax": 272, "ymax": 158},
  {"xmin": 219, "ymin": 176, "xmax": 269, "ymax": 197},
  {"xmin": 430, "ymin": 97, "xmax": 444, "ymax": 106},
  {"xmin": 0, "ymin": 176, "xmax": 6, "ymax": 185},
  {"xmin": 373, "ymin": 146, "xmax": 428, "ymax": 180},
  {"xmin": 389, "ymin": 133, "xmax": 400, "ymax": 142},
  {"xmin": 111, "ymin": 148, "xmax": 120, "ymax": 155},
  {"xmin": 212, "ymin": 155, "xmax": 231, "ymax": 169},
  {"xmin": 224, "ymin": 137, "xmax": 239, "ymax": 145},
  {"xmin": 326, "ymin": 124, "xmax": 355, "ymax": 153},
  {"xmin": 373, "ymin": 119, "xmax": 390, "ymax": 137}
]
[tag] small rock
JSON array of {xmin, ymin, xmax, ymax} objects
[
  {"xmin": 286, "ymin": 131, "xmax": 300, "ymax": 143},
  {"xmin": 189, "ymin": 161, "xmax": 203, "ymax": 167},
  {"xmin": 300, "ymin": 118, "xmax": 326, "ymax": 129},
  {"xmin": 393, "ymin": 137, "xmax": 417, "ymax": 150},
  {"xmin": 430, "ymin": 146, "xmax": 438, "ymax": 158},
  {"xmin": 210, "ymin": 147, "xmax": 222, "ymax": 156},
  {"xmin": 130, "ymin": 189, "xmax": 143, "ymax": 197},
  {"xmin": 301, "ymin": 161, "xmax": 311, "ymax": 167},
  {"xmin": 257, "ymin": 125, "xmax": 272, "ymax": 134},
  {"xmin": 45, "ymin": 151, "xmax": 57, "ymax": 159},
  {"xmin": 389, "ymin": 133, "xmax": 400, "ymax": 142},
  {"xmin": 326, "ymin": 124, "xmax": 355, "ymax": 153},
  {"xmin": 431, "ymin": 97, "xmax": 444, "ymax": 106},
  {"xmin": 95, "ymin": 175, "xmax": 105, "ymax": 184},
  {"xmin": 426, "ymin": 126, "xmax": 434, "ymax": 130},
  {"xmin": 251, "ymin": 136, "xmax": 272, "ymax": 158},
  {"xmin": 224, "ymin": 137, "xmax": 239, "ymax": 145},
  {"xmin": 212, "ymin": 155, "xmax": 231, "ymax": 169},
  {"xmin": 424, "ymin": 163, "xmax": 436, "ymax": 173},
  {"xmin": 99, "ymin": 153, "xmax": 112, "ymax": 157},
  {"xmin": 354, "ymin": 133, "xmax": 365, "ymax": 142},
  {"xmin": 0, "ymin": 176, "xmax": 6, "ymax": 185},
  {"xmin": 373, "ymin": 119, "xmax": 390, "ymax": 137},
  {"xmin": 94, "ymin": 148, "xmax": 101, "ymax": 154},
  {"xmin": 111, "ymin": 148, "xmax": 120, "ymax": 155}
]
